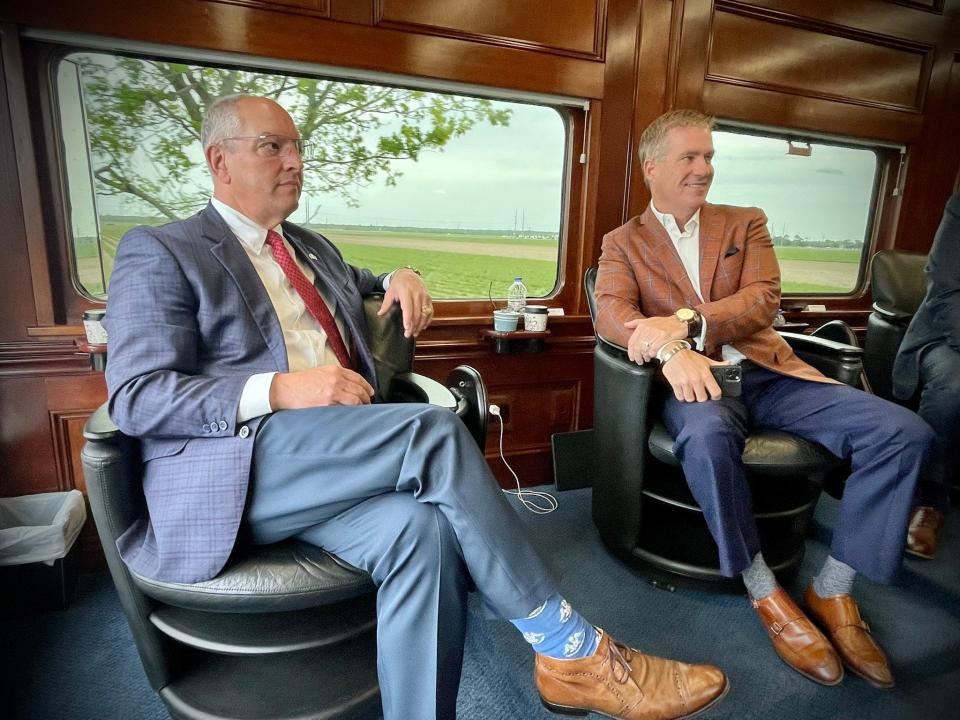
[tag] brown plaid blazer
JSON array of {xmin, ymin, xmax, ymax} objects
[{"xmin": 594, "ymin": 203, "xmax": 834, "ymax": 384}]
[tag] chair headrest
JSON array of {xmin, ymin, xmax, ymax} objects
[{"xmin": 870, "ymin": 250, "xmax": 928, "ymax": 317}]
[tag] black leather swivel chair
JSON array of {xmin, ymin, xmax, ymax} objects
[
  {"xmin": 81, "ymin": 298, "xmax": 487, "ymax": 720},
  {"xmin": 862, "ymin": 250, "xmax": 929, "ymax": 402},
  {"xmin": 585, "ymin": 267, "xmax": 862, "ymax": 592}
]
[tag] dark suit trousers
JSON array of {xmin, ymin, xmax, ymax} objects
[
  {"xmin": 662, "ymin": 367, "xmax": 934, "ymax": 582},
  {"xmin": 244, "ymin": 403, "xmax": 558, "ymax": 720},
  {"xmin": 915, "ymin": 342, "xmax": 960, "ymax": 509}
]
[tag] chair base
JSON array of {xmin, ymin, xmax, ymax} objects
[
  {"xmin": 150, "ymin": 592, "xmax": 377, "ymax": 654},
  {"xmin": 619, "ymin": 460, "xmax": 822, "ymax": 594},
  {"xmin": 161, "ymin": 628, "xmax": 381, "ymax": 720},
  {"xmin": 624, "ymin": 544, "xmax": 803, "ymax": 594}
]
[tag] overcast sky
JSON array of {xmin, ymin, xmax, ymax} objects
[{"xmin": 711, "ymin": 131, "xmax": 877, "ymax": 243}]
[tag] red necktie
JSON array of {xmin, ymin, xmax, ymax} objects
[{"xmin": 265, "ymin": 230, "xmax": 352, "ymax": 369}]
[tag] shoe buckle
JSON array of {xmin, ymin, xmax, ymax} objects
[{"xmin": 769, "ymin": 621, "xmax": 783, "ymax": 637}]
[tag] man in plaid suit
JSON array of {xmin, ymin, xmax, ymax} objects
[{"xmin": 595, "ymin": 109, "xmax": 933, "ymax": 691}]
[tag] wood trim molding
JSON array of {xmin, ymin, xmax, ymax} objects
[
  {"xmin": 884, "ymin": 0, "xmax": 945, "ymax": 13},
  {"xmin": 198, "ymin": 0, "xmax": 331, "ymax": 20},
  {"xmin": 373, "ymin": 0, "xmax": 609, "ymax": 62},
  {"xmin": 50, "ymin": 409, "xmax": 95, "ymax": 492},
  {"xmin": 0, "ymin": 340, "xmax": 91, "ymax": 376},
  {"xmin": 1, "ymin": 23, "xmax": 55, "ymax": 326},
  {"xmin": 710, "ymin": 1, "xmax": 934, "ymax": 114}
]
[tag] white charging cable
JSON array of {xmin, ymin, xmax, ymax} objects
[{"xmin": 489, "ymin": 404, "xmax": 558, "ymax": 514}]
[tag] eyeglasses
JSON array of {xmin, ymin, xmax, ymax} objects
[{"xmin": 219, "ymin": 134, "xmax": 313, "ymax": 160}]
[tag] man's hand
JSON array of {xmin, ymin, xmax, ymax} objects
[
  {"xmin": 625, "ymin": 316, "xmax": 688, "ymax": 363},
  {"xmin": 379, "ymin": 267, "xmax": 432, "ymax": 338},
  {"xmin": 269, "ymin": 366, "xmax": 375, "ymax": 410},
  {"xmin": 661, "ymin": 350, "xmax": 730, "ymax": 402}
]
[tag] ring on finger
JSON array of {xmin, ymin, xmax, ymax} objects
[{"xmin": 421, "ymin": 305, "xmax": 433, "ymax": 314}]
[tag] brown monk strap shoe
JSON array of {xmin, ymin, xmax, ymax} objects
[
  {"xmin": 751, "ymin": 588, "xmax": 843, "ymax": 686},
  {"xmin": 804, "ymin": 586, "xmax": 894, "ymax": 689},
  {"xmin": 534, "ymin": 631, "xmax": 728, "ymax": 719},
  {"xmin": 906, "ymin": 505, "xmax": 945, "ymax": 560}
]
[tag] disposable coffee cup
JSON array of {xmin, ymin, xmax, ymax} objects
[
  {"xmin": 523, "ymin": 305, "xmax": 549, "ymax": 332},
  {"xmin": 82, "ymin": 309, "xmax": 108, "ymax": 346},
  {"xmin": 493, "ymin": 310, "xmax": 520, "ymax": 332}
]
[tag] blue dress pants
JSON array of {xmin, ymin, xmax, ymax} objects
[
  {"xmin": 661, "ymin": 367, "xmax": 934, "ymax": 582},
  {"xmin": 245, "ymin": 403, "xmax": 558, "ymax": 720}
]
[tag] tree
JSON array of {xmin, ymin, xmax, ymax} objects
[{"xmin": 71, "ymin": 54, "xmax": 511, "ymax": 219}]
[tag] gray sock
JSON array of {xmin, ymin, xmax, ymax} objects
[
  {"xmin": 741, "ymin": 552, "xmax": 778, "ymax": 599},
  {"xmin": 812, "ymin": 555, "xmax": 856, "ymax": 598}
]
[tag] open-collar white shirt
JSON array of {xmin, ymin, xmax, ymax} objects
[{"xmin": 649, "ymin": 202, "xmax": 744, "ymax": 363}]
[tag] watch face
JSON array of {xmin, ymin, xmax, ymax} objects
[{"xmin": 676, "ymin": 308, "xmax": 695, "ymax": 322}]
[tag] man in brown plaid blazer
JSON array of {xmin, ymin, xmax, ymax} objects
[{"xmin": 595, "ymin": 109, "xmax": 933, "ymax": 691}]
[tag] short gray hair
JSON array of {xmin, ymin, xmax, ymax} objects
[
  {"xmin": 637, "ymin": 109, "xmax": 715, "ymax": 180},
  {"xmin": 200, "ymin": 94, "xmax": 248, "ymax": 150}
]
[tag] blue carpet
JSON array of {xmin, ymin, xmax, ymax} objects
[{"xmin": 2, "ymin": 488, "xmax": 958, "ymax": 719}]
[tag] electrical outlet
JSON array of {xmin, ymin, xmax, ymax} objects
[{"xmin": 488, "ymin": 396, "xmax": 511, "ymax": 424}]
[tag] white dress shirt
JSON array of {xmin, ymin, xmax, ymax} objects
[
  {"xmin": 212, "ymin": 198, "xmax": 386, "ymax": 422},
  {"xmin": 649, "ymin": 202, "xmax": 745, "ymax": 364}
]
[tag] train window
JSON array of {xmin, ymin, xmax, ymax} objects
[
  {"xmin": 709, "ymin": 129, "xmax": 880, "ymax": 294},
  {"xmin": 56, "ymin": 52, "xmax": 566, "ymax": 300}
]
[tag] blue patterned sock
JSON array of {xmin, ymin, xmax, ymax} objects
[{"xmin": 510, "ymin": 594, "xmax": 601, "ymax": 659}]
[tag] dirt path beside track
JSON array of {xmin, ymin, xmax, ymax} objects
[{"xmin": 326, "ymin": 232, "xmax": 559, "ymax": 261}]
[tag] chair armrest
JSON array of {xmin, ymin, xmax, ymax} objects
[
  {"xmin": 387, "ymin": 371, "xmax": 459, "ymax": 410},
  {"xmin": 871, "ymin": 302, "xmax": 913, "ymax": 323},
  {"xmin": 83, "ymin": 403, "xmax": 120, "ymax": 442},
  {"xmin": 779, "ymin": 331, "xmax": 863, "ymax": 386}
]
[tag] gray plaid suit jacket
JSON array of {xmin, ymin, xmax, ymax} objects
[{"xmin": 104, "ymin": 204, "xmax": 386, "ymax": 583}]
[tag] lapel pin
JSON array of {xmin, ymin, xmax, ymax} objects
[{"xmin": 308, "ymin": 253, "xmax": 318, "ymax": 260}]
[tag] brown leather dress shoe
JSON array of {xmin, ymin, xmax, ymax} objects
[
  {"xmin": 751, "ymin": 588, "xmax": 843, "ymax": 685},
  {"xmin": 906, "ymin": 505, "xmax": 945, "ymax": 560},
  {"xmin": 804, "ymin": 586, "xmax": 894, "ymax": 689},
  {"xmin": 534, "ymin": 631, "xmax": 728, "ymax": 719}
]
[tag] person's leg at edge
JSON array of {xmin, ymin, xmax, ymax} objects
[
  {"xmin": 906, "ymin": 343, "xmax": 960, "ymax": 558},
  {"xmin": 662, "ymin": 386, "xmax": 842, "ymax": 686},
  {"xmin": 247, "ymin": 403, "xmax": 728, "ymax": 719},
  {"xmin": 747, "ymin": 369, "xmax": 934, "ymax": 689}
]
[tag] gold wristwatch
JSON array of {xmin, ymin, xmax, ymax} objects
[{"xmin": 675, "ymin": 307, "xmax": 702, "ymax": 338}]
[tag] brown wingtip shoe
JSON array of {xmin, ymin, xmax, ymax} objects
[
  {"xmin": 751, "ymin": 588, "xmax": 843, "ymax": 686},
  {"xmin": 906, "ymin": 505, "xmax": 944, "ymax": 560},
  {"xmin": 804, "ymin": 585, "xmax": 895, "ymax": 690},
  {"xmin": 534, "ymin": 631, "xmax": 728, "ymax": 720}
]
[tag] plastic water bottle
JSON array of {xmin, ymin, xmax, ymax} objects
[{"xmin": 506, "ymin": 277, "xmax": 527, "ymax": 312}]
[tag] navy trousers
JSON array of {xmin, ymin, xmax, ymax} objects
[
  {"xmin": 914, "ymin": 342, "xmax": 960, "ymax": 510},
  {"xmin": 661, "ymin": 367, "xmax": 934, "ymax": 582},
  {"xmin": 244, "ymin": 403, "xmax": 558, "ymax": 720}
]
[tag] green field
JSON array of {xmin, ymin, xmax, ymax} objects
[{"xmin": 76, "ymin": 219, "xmax": 862, "ymax": 298}]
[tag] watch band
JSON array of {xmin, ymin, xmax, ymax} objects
[{"xmin": 658, "ymin": 340, "xmax": 692, "ymax": 366}]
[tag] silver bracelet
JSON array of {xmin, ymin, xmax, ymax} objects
[{"xmin": 658, "ymin": 340, "xmax": 692, "ymax": 366}]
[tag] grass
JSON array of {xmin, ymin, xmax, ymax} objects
[
  {"xmin": 334, "ymin": 243, "xmax": 557, "ymax": 298},
  {"xmin": 75, "ymin": 218, "xmax": 865, "ymax": 298},
  {"xmin": 773, "ymin": 247, "xmax": 862, "ymax": 263}
]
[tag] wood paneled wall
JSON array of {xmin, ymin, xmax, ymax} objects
[{"xmin": 0, "ymin": 0, "xmax": 958, "ymax": 569}]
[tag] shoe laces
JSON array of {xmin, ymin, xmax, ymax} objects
[{"xmin": 604, "ymin": 638, "xmax": 635, "ymax": 685}]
